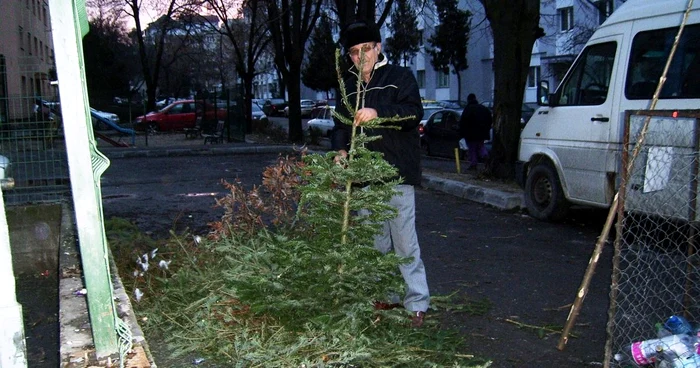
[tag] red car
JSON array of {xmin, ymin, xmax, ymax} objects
[{"xmin": 134, "ymin": 100, "xmax": 227, "ymax": 133}]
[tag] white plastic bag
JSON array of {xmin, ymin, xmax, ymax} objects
[{"xmin": 458, "ymin": 138, "xmax": 467, "ymax": 151}]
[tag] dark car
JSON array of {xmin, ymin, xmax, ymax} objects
[
  {"xmin": 438, "ymin": 100, "xmax": 468, "ymax": 109},
  {"xmin": 262, "ymin": 99, "xmax": 288, "ymax": 117},
  {"xmin": 420, "ymin": 109, "xmax": 466, "ymax": 159},
  {"xmin": 481, "ymin": 100, "xmax": 536, "ymax": 129}
]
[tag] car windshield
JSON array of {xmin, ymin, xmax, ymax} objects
[{"xmin": 252, "ymin": 104, "xmax": 262, "ymax": 112}]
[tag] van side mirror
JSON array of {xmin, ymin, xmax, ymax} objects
[{"xmin": 537, "ymin": 81, "xmax": 550, "ymax": 106}]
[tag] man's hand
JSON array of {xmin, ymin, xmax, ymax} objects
[
  {"xmin": 354, "ymin": 107, "xmax": 378, "ymax": 126},
  {"xmin": 334, "ymin": 149, "xmax": 348, "ymax": 165}
]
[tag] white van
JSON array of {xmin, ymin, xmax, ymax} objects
[{"xmin": 516, "ymin": 0, "xmax": 700, "ymax": 221}]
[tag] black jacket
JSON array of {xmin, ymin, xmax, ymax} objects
[
  {"xmin": 331, "ymin": 56, "xmax": 424, "ymax": 186},
  {"xmin": 459, "ymin": 101, "xmax": 492, "ymax": 142}
]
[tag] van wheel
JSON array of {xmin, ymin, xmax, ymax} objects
[{"xmin": 524, "ymin": 162, "xmax": 569, "ymax": 221}]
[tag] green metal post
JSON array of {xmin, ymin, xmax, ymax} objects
[{"xmin": 48, "ymin": 0, "xmax": 118, "ymax": 357}]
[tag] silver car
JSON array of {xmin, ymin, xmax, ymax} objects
[{"xmin": 305, "ymin": 106, "xmax": 335, "ymax": 137}]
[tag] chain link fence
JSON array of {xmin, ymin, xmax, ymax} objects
[
  {"xmin": 607, "ymin": 109, "xmax": 700, "ymax": 366},
  {"xmin": 0, "ymin": 55, "xmax": 69, "ymax": 206}
]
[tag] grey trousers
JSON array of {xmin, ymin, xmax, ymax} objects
[{"xmin": 373, "ymin": 185, "xmax": 430, "ymax": 313}]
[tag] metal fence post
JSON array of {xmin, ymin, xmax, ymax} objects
[{"xmin": 49, "ymin": 0, "xmax": 118, "ymax": 357}]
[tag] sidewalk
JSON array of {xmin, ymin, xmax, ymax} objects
[{"xmin": 97, "ymin": 132, "xmax": 524, "ymax": 211}]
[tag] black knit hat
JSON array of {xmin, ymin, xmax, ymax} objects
[{"xmin": 340, "ymin": 20, "xmax": 381, "ymax": 50}]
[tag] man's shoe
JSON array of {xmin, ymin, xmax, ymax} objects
[
  {"xmin": 373, "ymin": 301, "xmax": 402, "ymax": 310},
  {"xmin": 411, "ymin": 311, "xmax": 426, "ymax": 328}
]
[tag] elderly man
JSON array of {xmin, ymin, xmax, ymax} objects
[{"xmin": 331, "ymin": 19, "xmax": 430, "ymax": 328}]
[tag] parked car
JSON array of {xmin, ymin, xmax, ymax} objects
[
  {"xmin": 517, "ymin": 0, "xmax": 700, "ymax": 222},
  {"xmin": 251, "ymin": 103, "xmax": 268, "ymax": 125},
  {"xmin": 90, "ymin": 107, "xmax": 120, "ymax": 130},
  {"xmin": 310, "ymin": 99, "xmax": 336, "ymax": 117},
  {"xmin": 438, "ymin": 100, "xmax": 468, "ymax": 109},
  {"xmin": 284, "ymin": 99, "xmax": 315, "ymax": 117},
  {"xmin": 0, "ymin": 154, "xmax": 14, "ymax": 190},
  {"xmin": 34, "ymin": 98, "xmax": 61, "ymax": 121},
  {"xmin": 155, "ymin": 97, "xmax": 176, "ymax": 108},
  {"xmin": 262, "ymin": 99, "xmax": 288, "ymax": 117},
  {"xmin": 134, "ymin": 100, "xmax": 226, "ymax": 133},
  {"xmin": 305, "ymin": 106, "xmax": 335, "ymax": 137},
  {"xmin": 420, "ymin": 109, "xmax": 466, "ymax": 159},
  {"xmin": 481, "ymin": 101, "xmax": 534, "ymax": 128},
  {"xmin": 418, "ymin": 106, "xmax": 445, "ymax": 138}
]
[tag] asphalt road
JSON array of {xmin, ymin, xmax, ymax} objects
[{"xmin": 101, "ymin": 152, "xmax": 613, "ymax": 367}]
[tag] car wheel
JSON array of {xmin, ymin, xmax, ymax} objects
[
  {"xmin": 420, "ymin": 140, "xmax": 431, "ymax": 156},
  {"xmin": 524, "ymin": 161, "xmax": 569, "ymax": 222},
  {"xmin": 147, "ymin": 123, "xmax": 158, "ymax": 135}
]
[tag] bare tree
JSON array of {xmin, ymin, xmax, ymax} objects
[
  {"xmin": 123, "ymin": 0, "xmax": 195, "ymax": 111},
  {"xmin": 201, "ymin": 0, "xmax": 271, "ymax": 133},
  {"xmin": 265, "ymin": 0, "xmax": 324, "ymax": 142},
  {"xmin": 479, "ymin": 0, "xmax": 541, "ymax": 179}
]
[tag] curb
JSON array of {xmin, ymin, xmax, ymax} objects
[{"xmin": 421, "ymin": 175, "xmax": 523, "ymax": 211}]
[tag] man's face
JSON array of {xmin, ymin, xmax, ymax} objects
[{"xmin": 348, "ymin": 42, "xmax": 381, "ymax": 76}]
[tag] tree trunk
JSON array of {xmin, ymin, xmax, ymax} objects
[
  {"xmin": 286, "ymin": 63, "xmax": 304, "ymax": 143},
  {"xmin": 455, "ymin": 69, "xmax": 462, "ymax": 102},
  {"xmin": 480, "ymin": 0, "xmax": 540, "ymax": 179},
  {"xmin": 243, "ymin": 73, "xmax": 255, "ymax": 134}
]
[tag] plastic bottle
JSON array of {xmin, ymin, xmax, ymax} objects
[
  {"xmin": 659, "ymin": 353, "xmax": 700, "ymax": 368},
  {"xmin": 615, "ymin": 334, "xmax": 695, "ymax": 366},
  {"xmin": 665, "ymin": 316, "xmax": 694, "ymax": 336}
]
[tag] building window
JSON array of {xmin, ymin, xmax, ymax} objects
[
  {"xmin": 527, "ymin": 66, "xmax": 540, "ymax": 88},
  {"xmin": 417, "ymin": 70, "xmax": 425, "ymax": 89},
  {"xmin": 597, "ymin": 0, "xmax": 614, "ymax": 24},
  {"xmin": 27, "ymin": 33, "xmax": 32, "ymax": 55},
  {"xmin": 437, "ymin": 70, "xmax": 450, "ymax": 88},
  {"xmin": 559, "ymin": 6, "xmax": 574, "ymax": 32},
  {"xmin": 19, "ymin": 27, "xmax": 24, "ymax": 51},
  {"xmin": 44, "ymin": 8, "xmax": 47, "ymax": 26},
  {"xmin": 40, "ymin": 41, "xmax": 43, "ymax": 60}
]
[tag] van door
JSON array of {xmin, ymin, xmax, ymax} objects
[{"xmin": 544, "ymin": 37, "xmax": 620, "ymax": 206}]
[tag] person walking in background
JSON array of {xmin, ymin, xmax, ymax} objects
[
  {"xmin": 459, "ymin": 93, "xmax": 492, "ymax": 170},
  {"xmin": 331, "ymin": 19, "xmax": 430, "ymax": 328}
]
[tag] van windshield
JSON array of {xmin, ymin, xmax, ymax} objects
[{"xmin": 558, "ymin": 42, "xmax": 616, "ymax": 106}]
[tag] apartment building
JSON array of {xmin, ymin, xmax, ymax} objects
[
  {"xmin": 0, "ymin": 0, "xmax": 56, "ymax": 123},
  {"xmin": 414, "ymin": 0, "xmax": 624, "ymax": 105}
]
